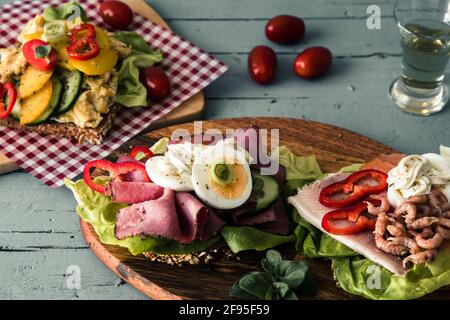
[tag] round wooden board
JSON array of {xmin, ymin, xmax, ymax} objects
[{"xmin": 80, "ymin": 117, "xmax": 450, "ymax": 300}]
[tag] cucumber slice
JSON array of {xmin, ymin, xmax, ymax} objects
[
  {"xmin": 251, "ymin": 170, "xmax": 280, "ymax": 212},
  {"xmin": 9, "ymin": 98, "xmax": 21, "ymax": 122},
  {"xmin": 55, "ymin": 69, "xmax": 83, "ymax": 115},
  {"xmin": 28, "ymin": 77, "xmax": 63, "ymax": 125}
]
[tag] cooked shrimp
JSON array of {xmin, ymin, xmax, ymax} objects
[
  {"xmin": 407, "ymin": 195, "xmax": 429, "ymax": 204},
  {"xmin": 386, "ymin": 217, "xmax": 406, "ymax": 237},
  {"xmin": 366, "ymin": 193, "xmax": 390, "ymax": 216},
  {"xmin": 436, "ymin": 225, "xmax": 450, "ymax": 239},
  {"xmin": 387, "ymin": 236, "xmax": 420, "ymax": 254},
  {"xmin": 407, "ymin": 217, "xmax": 439, "ymax": 230},
  {"xmin": 416, "ymin": 204, "xmax": 434, "ymax": 217},
  {"xmin": 394, "ymin": 202, "xmax": 417, "ymax": 224},
  {"xmin": 428, "ymin": 190, "xmax": 448, "ymax": 209},
  {"xmin": 375, "ymin": 213, "xmax": 408, "ymax": 255},
  {"xmin": 402, "ymin": 249, "xmax": 437, "ymax": 268},
  {"xmin": 438, "ymin": 217, "xmax": 450, "ymax": 228},
  {"xmin": 415, "ymin": 232, "xmax": 444, "ymax": 250}
]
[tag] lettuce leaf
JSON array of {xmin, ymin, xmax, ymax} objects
[
  {"xmin": 332, "ymin": 244, "xmax": 450, "ymax": 300},
  {"xmin": 43, "ymin": 2, "xmax": 87, "ymax": 22},
  {"xmin": 114, "ymin": 31, "xmax": 156, "ymax": 55},
  {"xmin": 274, "ymin": 146, "xmax": 323, "ymax": 181},
  {"xmin": 65, "ymin": 178, "xmax": 219, "ymax": 255},
  {"xmin": 220, "ymin": 226, "xmax": 296, "ymax": 253},
  {"xmin": 115, "ymin": 32, "xmax": 164, "ymax": 108}
]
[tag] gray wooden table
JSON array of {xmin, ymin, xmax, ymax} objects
[{"xmin": 0, "ymin": 0, "xmax": 449, "ymax": 299}]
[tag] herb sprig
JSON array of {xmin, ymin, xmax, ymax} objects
[{"xmin": 229, "ymin": 250, "xmax": 317, "ymax": 300}]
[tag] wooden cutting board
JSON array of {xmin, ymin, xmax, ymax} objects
[
  {"xmin": 0, "ymin": 0, "xmax": 204, "ymax": 175},
  {"xmin": 80, "ymin": 117, "xmax": 450, "ymax": 300}
]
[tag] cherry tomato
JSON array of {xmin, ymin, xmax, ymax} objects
[
  {"xmin": 99, "ymin": 1, "xmax": 134, "ymax": 30},
  {"xmin": 22, "ymin": 39, "xmax": 58, "ymax": 72},
  {"xmin": 265, "ymin": 15, "xmax": 305, "ymax": 44},
  {"xmin": 139, "ymin": 66, "xmax": 171, "ymax": 102},
  {"xmin": 248, "ymin": 45, "xmax": 277, "ymax": 84},
  {"xmin": 293, "ymin": 46, "xmax": 332, "ymax": 80}
]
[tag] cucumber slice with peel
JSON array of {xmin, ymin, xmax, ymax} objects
[
  {"xmin": 251, "ymin": 169, "xmax": 280, "ymax": 212},
  {"xmin": 55, "ymin": 69, "xmax": 83, "ymax": 115}
]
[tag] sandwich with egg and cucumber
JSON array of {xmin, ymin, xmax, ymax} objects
[
  {"xmin": 65, "ymin": 127, "xmax": 313, "ymax": 265},
  {"xmin": 0, "ymin": 2, "xmax": 164, "ymax": 144}
]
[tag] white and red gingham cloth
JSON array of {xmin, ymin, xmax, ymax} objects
[{"xmin": 0, "ymin": 0, "xmax": 227, "ymax": 188}]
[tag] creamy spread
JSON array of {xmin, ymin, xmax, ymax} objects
[
  {"xmin": 56, "ymin": 70, "xmax": 119, "ymax": 128},
  {"xmin": 0, "ymin": 48, "xmax": 28, "ymax": 83},
  {"xmin": 387, "ymin": 147, "xmax": 450, "ymax": 207}
]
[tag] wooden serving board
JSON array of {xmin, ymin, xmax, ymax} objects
[
  {"xmin": 0, "ymin": 0, "xmax": 205, "ymax": 176},
  {"xmin": 80, "ymin": 117, "xmax": 450, "ymax": 300}
]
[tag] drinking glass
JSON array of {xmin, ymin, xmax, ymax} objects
[{"xmin": 390, "ymin": 0, "xmax": 450, "ymax": 116}]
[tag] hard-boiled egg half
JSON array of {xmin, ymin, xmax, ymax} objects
[
  {"xmin": 191, "ymin": 143, "xmax": 252, "ymax": 209},
  {"xmin": 145, "ymin": 142, "xmax": 195, "ymax": 192}
]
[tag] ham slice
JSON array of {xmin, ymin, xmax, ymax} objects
[
  {"xmin": 175, "ymin": 192, "xmax": 209, "ymax": 242},
  {"xmin": 115, "ymin": 188, "xmax": 183, "ymax": 241},
  {"xmin": 115, "ymin": 189, "xmax": 224, "ymax": 243},
  {"xmin": 363, "ymin": 153, "xmax": 405, "ymax": 174},
  {"xmin": 116, "ymin": 154, "xmax": 148, "ymax": 182},
  {"xmin": 257, "ymin": 198, "xmax": 290, "ymax": 235},
  {"xmin": 288, "ymin": 173, "xmax": 405, "ymax": 275},
  {"xmin": 106, "ymin": 182, "xmax": 164, "ymax": 204}
]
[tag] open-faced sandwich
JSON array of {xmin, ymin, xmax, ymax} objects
[
  {"xmin": 66, "ymin": 127, "xmax": 301, "ymax": 265},
  {"xmin": 289, "ymin": 147, "xmax": 450, "ymax": 299},
  {"xmin": 0, "ymin": 2, "xmax": 164, "ymax": 144}
]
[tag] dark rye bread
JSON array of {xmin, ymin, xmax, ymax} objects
[{"xmin": 0, "ymin": 104, "xmax": 120, "ymax": 145}]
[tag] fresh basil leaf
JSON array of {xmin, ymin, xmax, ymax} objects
[
  {"xmin": 276, "ymin": 260, "xmax": 308, "ymax": 289},
  {"xmin": 261, "ymin": 249, "xmax": 282, "ymax": 273},
  {"xmin": 114, "ymin": 31, "xmax": 157, "ymax": 55},
  {"xmin": 238, "ymin": 272, "xmax": 274, "ymax": 300},
  {"xmin": 229, "ymin": 281, "xmax": 260, "ymax": 300},
  {"xmin": 272, "ymin": 281, "xmax": 290, "ymax": 299},
  {"xmin": 34, "ymin": 45, "xmax": 52, "ymax": 59},
  {"xmin": 283, "ymin": 289, "xmax": 299, "ymax": 300}
]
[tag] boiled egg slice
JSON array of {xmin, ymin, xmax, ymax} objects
[
  {"xmin": 145, "ymin": 156, "xmax": 193, "ymax": 192},
  {"xmin": 191, "ymin": 146, "xmax": 252, "ymax": 209}
]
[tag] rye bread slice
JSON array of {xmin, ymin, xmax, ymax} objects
[{"xmin": 0, "ymin": 104, "xmax": 120, "ymax": 145}]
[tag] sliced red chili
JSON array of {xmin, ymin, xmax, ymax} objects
[
  {"xmin": 321, "ymin": 201, "xmax": 377, "ymax": 235},
  {"xmin": 319, "ymin": 169, "xmax": 388, "ymax": 209},
  {"xmin": 69, "ymin": 23, "xmax": 96, "ymax": 43},
  {"xmin": 83, "ymin": 159, "xmax": 151, "ymax": 194},
  {"xmin": 67, "ymin": 23, "xmax": 99, "ymax": 61},
  {"xmin": 0, "ymin": 83, "xmax": 17, "ymax": 119},
  {"xmin": 130, "ymin": 146, "xmax": 154, "ymax": 160}
]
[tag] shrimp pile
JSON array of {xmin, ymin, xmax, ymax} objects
[{"xmin": 369, "ymin": 190, "xmax": 450, "ymax": 268}]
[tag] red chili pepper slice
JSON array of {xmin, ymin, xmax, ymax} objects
[
  {"xmin": 0, "ymin": 83, "xmax": 17, "ymax": 119},
  {"xmin": 67, "ymin": 23, "xmax": 99, "ymax": 61},
  {"xmin": 22, "ymin": 39, "xmax": 58, "ymax": 71},
  {"xmin": 83, "ymin": 159, "xmax": 151, "ymax": 194},
  {"xmin": 130, "ymin": 146, "xmax": 154, "ymax": 160},
  {"xmin": 321, "ymin": 201, "xmax": 377, "ymax": 235},
  {"xmin": 69, "ymin": 23, "xmax": 96, "ymax": 43},
  {"xmin": 319, "ymin": 169, "xmax": 388, "ymax": 209}
]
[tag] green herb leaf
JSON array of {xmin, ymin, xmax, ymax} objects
[
  {"xmin": 238, "ymin": 272, "xmax": 274, "ymax": 300},
  {"xmin": 34, "ymin": 45, "xmax": 52, "ymax": 59},
  {"xmin": 44, "ymin": 2, "xmax": 87, "ymax": 22},
  {"xmin": 229, "ymin": 250, "xmax": 315, "ymax": 300}
]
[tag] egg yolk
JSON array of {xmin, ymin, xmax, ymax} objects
[{"xmin": 208, "ymin": 163, "xmax": 248, "ymax": 199}]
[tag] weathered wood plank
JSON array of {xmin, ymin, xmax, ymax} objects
[
  {"xmin": 165, "ymin": 19, "xmax": 398, "ymax": 55},
  {"xmin": 147, "ymin": 0, "xmax": 393, "ymax": 19}
]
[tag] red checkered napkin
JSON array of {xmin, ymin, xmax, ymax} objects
[{"xmin": 0, "ymin": 0, "xmax": 227, "ymax": 188}]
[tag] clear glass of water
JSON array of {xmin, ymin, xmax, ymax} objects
[{"xmin": 390, "ymin": 0, "xmax": 450, "ymax": 116}]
